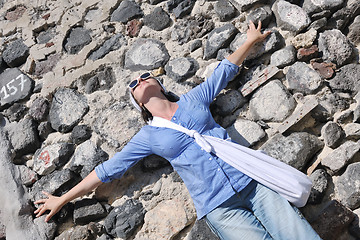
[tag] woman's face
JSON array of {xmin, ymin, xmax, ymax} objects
[{"xmin": 131, "ymin": 77, "xmax": 162, "ymax": 105}]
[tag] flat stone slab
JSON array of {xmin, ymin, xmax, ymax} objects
[
  {"xmin": 0, "ymin": 68, "xmax": 34, "ymax": 110},
  {"xmin": 124, "ymin": 38, "xmax": 170, "ymax": 71}
]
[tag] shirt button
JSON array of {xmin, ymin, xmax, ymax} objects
[
  {"xmin": 217, "ymin": 168, "xmax": 220, "ymax": 171},
  {"xmin": 209, "ymin": 157, "xmax": 212, "ymax": 161},
  {"xmin": 173, "ymin": 117, "xmax": 176, "ymax": 120}
]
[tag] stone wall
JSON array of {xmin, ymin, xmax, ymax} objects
[{"xmin": 0, "ymin": 0, "xmax": 359, "ymax": 239}]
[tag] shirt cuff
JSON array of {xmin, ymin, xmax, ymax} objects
[{"xmin": 95, "ymin": 164, "xmax": 111, "ymax": 183}]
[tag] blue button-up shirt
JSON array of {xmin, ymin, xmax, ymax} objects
[{"xmin": 95, "ymin": 59, "xmax": 252, "ymax": 219}]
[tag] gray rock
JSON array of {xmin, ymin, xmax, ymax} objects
[
  {"xmin": 270, "ymin": 45, "xmax": 296, "ymax": 68},
  {"xmin": 349, "ymin": 209, "xmax": 360, "ymax": 239},
  {"xmin": 36, "ymin": 27, "xmax": 55, "ymax": 44},
  {"xmin": 149, "ymin": 0, "xmax": 165, "ymax": 4},
  {"xmin": 336, "ymin": 162, "xmax": 360, "ymax": 209},
  {"xmin": 2, "ymin": 103, "xmax": 27, "ymax": 122},
  {"xmin": 124, "ymin": 38, "xmax": 170, "ymax": 71},
  {"xmin": 272, "ymin": 0, "xmax": 311, "ymax": 33},
  {"xmin": 79, "ymin": 67, "xmax": 116, "ymax": 94},
  {"xmin": 33, "ymin": 216, "xmax": 57, "ymax": 240},
  {"xmin": 189, "ymin": 39, "xmax": 202, "ymax": 52},
  {"xmin": 303, "ymin": 0, "xmax": 344, "ymax": 16},
  {"xmin": 308, "ymin": 17, "xmax": 328, "ymax": 31},
  {"xmin": 204, "ymin": 24, "xmax": 238, "ymax": 60},
  {"xmin": 311, "ymin": 200, "xmax": 355, "ymax": 240},
  {"xmin": 322, "ymin": 141, "xmax": 360, "ymax": 174},
  {"xmin": 313, "ymin": 91, "xmax": 350, "ymax": 122},
  {"xmin": 216, "ymin": 48, "xmax": 232, "ymax": 61},
  {"xmin": 167, "ymin": 0, "xmax": 196, "ymax": 18},
  {"xmin": 88, "ymin": 34, "xmax": 126, "ymax": 61},
  {"xmin": 249, "ymin": 80, "xmax": 296, "ymax": 122},
  {"xmin": 286, "ymin": 62, "xmax": 322, "ymax": 95},
  {"xmin": 187, "ymin": 219, "xmax": 219, "ymax": 240},
  {"xmin": 329, "ymin": 64, "xmax": 360, "ymax": 97},
  {"xmin": 165, "ymin": 57, "xmax": 198, "ymax": 82},
  {"xmin": 214, "ymin": 0, "xmax": 237, "ymax": 22},
  {"xmin": 5, "ymin": 117, "xmax": 40, "ymax": 158},
  {"xmin": 2, "ymin": 39, "xmax": 29, "ymax": 67},
  {"xmin": 38, "ymin": 121, "xmax": 53, "ymax": 141},
  {"xmin": 171, "ymin": 16, "xmax": 214, "ymax": 45},
  {"xmin": 73, "ymin": 199, "xmax": 107, "ymax": 225},
  {"xmin": 348, "ymin": 15, "xmax": 360, "ymax": 45},
  {"xmin": 229, "ymin": 0, "xmax": 266, "ymax": 12},
  {"xmin": 55, "ymin": 223, "xmax": 104, "ymax": 240},
  {"xmin": 212, "ymin": 90, "xmax": 247, "ymax": 116},
  {"xmin": 318, "ymin": 29, "xmax": 355, "ymax": 67},
  {"xmin": 104, "ymin": 199, "xmax": 146, "ymax": 238},
  {"xmin": 33, "ymin": 143, "xmax": 75, "ymax": 176},
  {"xmin": 227, "ymin": 118, "xmax": 266, "ymax": 147},
  {"xmin": 49, "ymin": 88, "xmax": 89, "ymax": 133},
  {"xmin": 0, "ymin": 56, "xmax": 6, "ymax": 74},
  {"xmin": 71, "ymin": 125, "xmax": 92, "ymax": 145},
  {"xmin": 308, "ymin": 169, "xmax": 329, "ymax": 204},
  {"xmin": 64, "ymin": 27, "xmax": 92, "ymax": 54},
  {"xmin": 321, "ymin": 121, "xmax": 345, "ymax": 148},
  {"xmin": 260, "ymin": 132, "xmax": 324, "ymax": 170},
  {"xmin": 0, "ymin": 68, "xmax": 34, "ymax": 110},
  {"xmin": 31, "ymin": 169, "xmax": 78, "ymax": 201},
  {"xmin": 143, "ymin": 7, "xmax": 171, "ymax": 31},
  {"xmin": 344, "ymin": 123, "xmax": 360, "ymax": 141},
  {"xmin": 354, "ymin": 104, "xmax": 360, "ymax": 123},
  {"xmin": 110, "ymin": 0, "xmax": 143, "ymax": 23},
  {"xmin": 29, "ymin": 97, "xmax": 49, "ymax": 122},
  {"xmin": 247, "ymin": 6, "xmax": 273, "ymax": 27},
  {"xmin": 327, "ymin": 1, "xmax": 360, "ymax": 31},
  {"xmin": 68, "ymin": 140, "xmax": 108, "ymax": 179},
  {"xmin": 17, "ymin": 165, "xmax": 38, "ymax": 187},
  {"xmin": 230, "ymin": 30, "xmax": 284, "ymax": 61}
]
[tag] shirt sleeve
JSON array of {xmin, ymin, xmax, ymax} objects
[
  {"xmin": 95, "ymin": 127, "xmax": 152, "ymax": 183},
  {"xmin": 182, "ymin": 59, "xmax": 240, "ymax": 106}
]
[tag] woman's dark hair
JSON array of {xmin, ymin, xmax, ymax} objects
[{"xmin": 135, "ymin": 90, "xmax": 179, "ymax": 123}]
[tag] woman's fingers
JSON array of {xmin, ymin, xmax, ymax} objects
[
  {"xmin": 257, "ymin": 20, "xmax": 262, "ymax": 30},
  {"xmin": 36, "ymin": 205, "xmax": 48, "ymax": 218},
  {"xmin": 34, "ymin": 199, "xmax": 46, "ymax": 205},
  {"xmin": 45, "ymin": 210, "xmax": 55, "ymax": 222}
]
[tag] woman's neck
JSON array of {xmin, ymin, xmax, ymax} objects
[{"xmin": 144, "ymin": 96, "xmax": 178, "ymax": 121}]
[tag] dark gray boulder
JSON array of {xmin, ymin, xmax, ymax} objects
[
  {"xmin": 247, "ymin": 6, "xmax": 273, "ymax": 27},
  {"xmin": 71, "ymin": 125, "xmax": 92, "ymax": 145},
  {"xmin": 73, "ymin": 199, "xmax": 107, "ymax": 225},
  {"xmin": 143, "ymin": 7, "xmax": 171, "ymax": 31},
  {"xmin": 165, "ymin": 57, "xmax": 198, "ymax": 82},
  {"xmin": 28, "ymin": 97, "xmax": 49, "ymax": 122},
  {"xmin": 308, "ymin": 169, "xmax": 329, "ymax": 204},
  {"xmin": 110, "ymin": 0, "xmax": 143, "ymax": 23},
  {"xmin": 335, "ymin": 162, "xmax": 360, "ymax": 209},
  {"xmin": 2, "ymin": 39, "xmax": 29, "ymax": 67},
  {"xmin": 186, "ymin": 219, "xmax": 219, "ymax": 240},
  {"xmin": 88, "ymin": 33, "xmax": 126, "ymax": 61},
  {"xmin": 286, "ymin": 62, "xmax": 322, "ymax": 95},
  {"xmin": 167, "ymin": 0, "xmax": 196, "ymax": 18},
  {"xmin": 329, "ymin": 64, "xmax": 360, "ymax": 96},
  {"xmin": 321, "ymin": 121, "xmax": 345, "ymax": 148},
  {"xmin": 214, "ymin": 0, "xmax": 237, "ymax": 22},
  {"xmin": 64, "ymin": 27, "xmax": 92, "ymax": 54}
]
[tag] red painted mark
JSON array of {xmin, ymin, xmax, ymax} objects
[
  {"xmin": 42, "ymin": 13, "xmax": 50, "ymax": 20},
  {"xmin": 39, "ymin": 150, "xmax": 50, "ymax": 165}
]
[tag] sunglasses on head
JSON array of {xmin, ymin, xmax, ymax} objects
[{"xmin": 128, "ymin": 72, "xmax": 152, "ymax": 89}]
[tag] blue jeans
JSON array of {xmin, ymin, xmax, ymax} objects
[{"xmin": 205, "ymin": 180, "xmax": 322, "ymax": 240}]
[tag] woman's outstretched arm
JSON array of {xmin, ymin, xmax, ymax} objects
[
  {"xmin": 34, "ymin": 169, "xmax": 102, "ymax": 222},
  {"xmin": 227, "ymin": 20, "xmax": 271, "ymax": 66}
]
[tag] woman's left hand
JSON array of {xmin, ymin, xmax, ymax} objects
[{"xmin": 246, "ymin": 20, "xmax": 271, "ymax": 44}]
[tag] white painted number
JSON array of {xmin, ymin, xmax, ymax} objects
[{"xmin": 0, "ymin": 74, "xmax": 27, "ymax": 100}]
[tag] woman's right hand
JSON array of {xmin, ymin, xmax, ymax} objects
[{"xmin": 34, "ymin": 191, "xmax": 65, "ymax": 222}]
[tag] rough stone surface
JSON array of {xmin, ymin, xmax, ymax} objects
[
  {"xmin": 167, "ymin": 0, "xmax": 196, "ymax": 18},
  {"xmin": 110, "ymin": 0, "xmax": 143, "ymax": 23},
  {"xmin": 68, "ymin": 140, "xmax": 108, "ymax": 179},
  {"xmin": 5, "ymin": 117, "xmax": 40, "ymax": 158},
  {"xmin": 18, "ymin": 165, "xmax": 38, "ymax": 187},
  {"xmin": 227, "ymin": 118, "xmax": 266, "ymax": 147},
  {"xmin": 270, "ymin": 45, "xmax": 296, "ymax": 68},
  {"xmin": 318, "ymin": 29, "xmax": 355, "ymax": 67},
  {"xmin": 214, "ymin": 0, "xmax": 237, "ymax": 22},
  {"xmin": 344, "ymin": 123, "xmax": 360, "ymax": 141},
  {"xmin": 71, "ymin": 125, "xmax": 92, "ymax": 145},
  {"xmin": 321, "ymin": 121, "xmax": 345, "ymax": 148},
  {"xmin": 260, "ymin": 132, "xmax": 324, "ymax": 170},
  {"xmin": 329, "ymin": 64, "xmax": 360, "ymax": 97},
  {"xmin": 229, "ymin": 0, "xmax": 266, "ymax": 12},
  {"xmin": 165, "ymin": 57, "xmax": 198, "ymax": 82},
  {"xmin": 33, "ymin": 143, "xmax": 74, "ymax": 176},
  {"xmin": 143, "ymin": 7, "xmax": 171, "ymax": 31},
  {"xmin": 88, "ymin": 34, "xmax": 126, "ymax": 61},
  {"xmin": 204, "ymin": 24, "xmax": 238, "ymax": 60},
  {"xmin": 38, "ymin": 121, "xmax": 53, "ymax": 141},
  {"xmin": 303, "ymin": 0, "xmax": 344, "ymax": 16},
  {"xmin": 73, "ymin": 198, "xmax": 107, "ymax": 225},
  {"xmin": 290, "ymin": 28, "xmax": 317, "ymax": 49},
  {"xmin": 335, "ymin": 162, "xmax": 360, "ymax": 209},
  {"xmin": 104, "ymin": 199, "xmax": 146, "ymax": 239},
  {"xmin": 64, "ymin": 27, "xmax": 92, "ymax": 54},
  {"xmin": 49, "ymin": 88, "xmax": 89, "ymax": 133},
  {"xmin": 249, "ymin": 80, "xmax": 296, "ymax": 122},
  {"xmin": 349, "ymin": 208, "xmax": 360, "ymax": 239},
  {"xmin": 230, "ymin": 30, "xmax": 284, "ymax": 61},
  {"xmin": 212, "ymin": 90, "xmax": 247, "ymax": 116},
  {"xmin": 28, "ymin": 97, "xmax": 49, "ymax": 122},
  {"xmin": 308, "ymin": 169, "xmax": 329, "ymax": 204},
  {"xmin": 0, "ymin": 68, "xmax": 34, "ymax": 110},
  {"xmin": 310, "ymin": 61, "xmax": 335, "ymax": 79},
  {"xmin": 348, "ymin": 15, "xmax": 360, "ymax": 45},
  {"xmin": 77, "ymin": 67, "xmax": 116, "ymax": 94},
  {"xmin": 311, "ymin": 200, "xmax": 355, "ymax": 240},
  {"xmin": 322, "ymin": 141, "xmax": 360, "ymax": 174},
  {"xmin": 2, "ymin": 103, "xmax": 27, "ymax": 122},
  {"xmin": 186, "ymin": 219, "xmax": 219, "ymax": 240},
  {"xmin": 247, "ymin": 6, "xmax": 273, "ymax": 27},
  {"xmin": 286, "ymin": 62, "xmax": 322, "ymax": 95},
  {"xmin": 297, "ymin": 45, "xmax": 319, "ymax": 62},
  {"xmin": 2, "ymin": 39, "xmax": 29, "ymax": 68},
  {"xmin": 125, "ymin": 38, "xmax": 170, "ymax": 71},
  {"xmin": 34, "ymin": 53, "xmax": 61, "ymax": 76},
  {"xmin": 54, "ymin": 223, "xmax": 103, "ymax": 240},
  {"xmin": 272, "ymin": 0, "xmax": 311, "ymax": 33}
]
